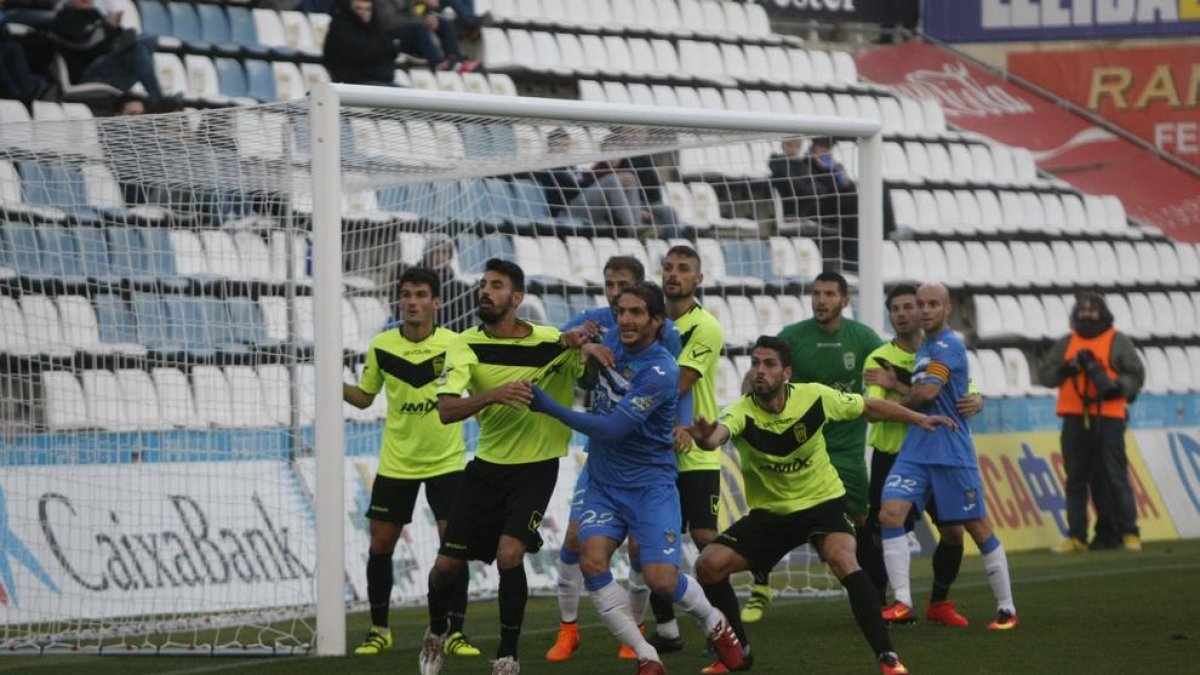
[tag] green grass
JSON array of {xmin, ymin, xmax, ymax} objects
[{"xmin": 4, "ymin": 540, "xmax": 1198, "ymax": 674}]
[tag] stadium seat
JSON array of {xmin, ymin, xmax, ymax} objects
[
  {"xmin": 919, "ymin": 241, "xmax": 949, "ymax": 284},
  {"xmin": 82, "ymin": 369, "xmax": 126, "ymax": 430},
  {"xmin": 1000, "ymin": 348, "xmax": 1037, "ymax": 397},
  {"xmin": 725, "ymin": 296, "xmax": 758, "ymax": 347},
  {"xmin": 197, "ymin": 3, "xmax": 239, "ymax": 56},
  {"xmin": 256, "ymin": 364, "xmax": 290, "ymax": 427},
  {"xmin": 690, "ymin": 182, "xmax": 757, "ymax": 233},
  {"xmin": 1073, "ymin": 241, "xmax": 1099, "ymax": 286},
  {"xmin": 0, "ymin": 296, "xmax": 30, "ymax": 354},
  {"xmin": 213, "ymin": 57, "xmax": 251, "ymax": 99},
  {"xmin": 1105, "ymin": 293, "xmax": 1134, "ymax": 335},
  {"xmin": 976, "ymin": 349, "xmax": 1009, "ymax": 397},
  {"xmin": 974, "ymin": 295, "xmax": 1018, "ymax": 339},
  {"xmin": 1187, "ymin": 346, "xmax": 1200, "ymax": 392},
  {"xmin": 1041, "ymin": 295, "xmax": 1069, "ymax": 336},
  {"xmin": 1175, "ymin": 242, "xmax": 1200, "ymax": 281},
  {"xmin": 1024, "ymin": 242, "xmax": 1054, "ymax": 288},
  {"xmin": 1125, "ymin": 292, "xmax": 1154, "ymax": 339},
  {"xmin": 716, "ymin": 356, "xmax": 739, "ymax": 406},
  {"xmin": 137, "ymin": 1, "xmax": 183, "ymax": 50},
  {"xmin": 1162, "ymin": 346, "xmax": 1191, "ymax": 394},
  {"xmin": 942, "ymin": 240, "xmax": 970, "ymax": 287},
  {"xmin": 184, "ymin": 54, "xmax": 228, "ymax": 103},
  {"xmin": 117, "ymin": 368, "xmax": 167, "ymax": 431},
  {"xmin": 985, "ymin": 242, "xmax": 1015, "ymax": 288},
  {"xmin": 1170, "ymin": 291, "xmax": 1196, "ymax": 337},
  {"xmin": 147, "ymin": 367, "xmax": 194, "ymax": 428},
  {"xmin": 56, "ymin": 295, "xmax": 103, "ymax": 353},
  {"xmin": 778, "ymin": 294, "xmax": 807, "ymax": 326},
  {"xmin": 1017, "ymin": 295, "xmax": 1048, "ymax": 339},
  {"xmin": 273, "ymin": 61, "xmax": 306, "ymax": 100},
  {"xmin": 1148, "ymin": 292, "xmax": 1175, "ymax": 337},
  {"xmin": 21, "ymin": 294, "xmax": 74, "ymax": 358},
  {"xmin": 93, "ymin": 294, "xmax": 145, "ymax": 354},
  {"xmin": 753, "ymin": 295, "xmax": 784, "ymax": 336},
  {"xmin": 251, "ymin": 8, "xmax": 297, "ymax": 58},
  {"xmin": 1155, "ymin": 242, "xmax": 1182, "ymax": 283},
  {"xmin": 1111, "ymin": 241, "xmax": 1140, "ymax": 286},
  {"xmin": 1135, "ymin": 242, "xmax": 1162, "ymax": 284},
  {"xmin": 192, "ymin": 365, "xmax": 235, "ymax": 427},
  {"xmin": 42, "ymin": 371, "xmax": 90, "ymax": 431},
  {"xmin": 279, "ymin": 10, "xmax": 319, "ymax": 55},
  {"xmin": 1142, "ymin": 347, "xmax": 1170, "ymax": 394},
  {"xmin": 243, "ymin": 59, "xmax": 277, "ymax": 101},
  {"xmin": 1050, "ymin": 241, "xmax": 1078, "ymax": 286},
  {"xmin": 226, "ymin": 366, "xmax": 270, "ymax": 429}
]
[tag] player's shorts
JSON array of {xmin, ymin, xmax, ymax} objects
[
  {"xmin": 714, "ymin": 497, "xmax": 856, "ymax": 573},
  {"xmin": 568, "ymin": 464, "xmax": 590, "ymax": 523},
  {"xmin": 365, "ymin": 471, "xmax": 463, "ymax": 526},
  {"xmin": 677, "ymin": 469, "xmax": 720, "ymax": 533},
  {"xmin": 577, "ymin": 478, "xmax": 683, "ymax": 567},
  {"xmin": 867, "ymin": 449, "xmax": 943, "ymax": 533},
  {"xmin": 880, "ymin": 454, "xmax": 987, "ymax": 524},
  {"xmin": 827, "ymin": 446, "xmax": 869, "ymax": 519},
  {"xmin": 440, "ymin": 457, "xmax": 559, "ymax": 564}
]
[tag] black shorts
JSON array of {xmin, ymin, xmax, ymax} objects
[
  {"xmin": 440, "ymin": 457, "xmax": 559, "ymax": 564},
  {"xmin": 715, "ymin": 498, "xmax": 855, "ymax": 573},
  {"xmin": 365, "ymin": 471, "xmax": 463, "ymax": 526},
  {"xmin": 867, "ymin": 449, "xmax": 943, "ymax": 532},
  {"xmin": 677, "ymin": 469, "xmax": 720, "ymax": 533}
]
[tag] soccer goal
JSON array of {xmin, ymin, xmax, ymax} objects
[{"xmin": 0, "ymin": 85, "xmax": 881, "ymax": 657}]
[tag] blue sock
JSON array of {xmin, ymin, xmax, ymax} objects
[
  {"xmin": 882, "ymin": 526, "xmax": 906, "ymax": 540},
  {"xmin": 584, "ymin": 570, "xmax": 614, "ymax": 592},
  {"xmin": 560, "ymin": 546, "xmax": 580, "ymax": 565},
  {"xmin": 980, "ymin": 534, "xmax": 1000, "ymax": 555},
  {"xmin": 670, "ymin": 575, "xmax": 689, "ymax": 603}
]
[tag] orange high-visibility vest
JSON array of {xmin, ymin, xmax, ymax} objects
[{"xmin": 1056, "ymin": 328, "xmax": 1126, "ymax": 419}]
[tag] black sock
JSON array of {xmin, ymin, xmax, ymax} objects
[
  {"xmin": 448, "ymin": 565, "xmax": 469, "ymax": 634},
  {"xmin": 650, "ymin": 590, "xmax": 676, "ymax": 626},
  {"xmin": 842, "ymin": 570, "xmax": 893, "ymax": 657},
  {"xmin": 856, "ymin": 528, "xmax": 887, "ymax": 606},
  {"xmin": 703, "ymin": 579, "xmax": 750, "ymax": 647},
  {"xmin": 750, "ymin": 568, "xmax": 771, "ymax": 588},
  {"xmin": 427, "ymin": 566, "xmax": 454, "ymax": 635},
  {"xmin": 367, "ymin": 553, "xmax": 393, "ymax": 628},
  {"xmin": 930, "ymin": 541, "xmax": 963, "ymax": 603},
  {"xmin": 497, "ymin": 564, "xmax": 528, "ymax": 659}
]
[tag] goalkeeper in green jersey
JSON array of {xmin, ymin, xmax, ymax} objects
[{"xmin": 342, "ymin": 267, "xmax": 479, "ymax": 658}]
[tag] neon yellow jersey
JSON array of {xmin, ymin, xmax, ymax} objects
[
  {"xmin": 674, "ymin": 303, "xmax": 724, "ymax": 472},
  {"xmin": 437, "ymin": 322, "xmax": 582, "ymax": 464},
  {"xmin": 358, "ymin": 326, "xmax": 466, "ymax": 479},
  {"xmin": 864, "ymin": 341, "xmax": 980, "ymax": 454},
  {"xmin": 720, "ymin": 383, "xmax": 863, "ymax": 514}
]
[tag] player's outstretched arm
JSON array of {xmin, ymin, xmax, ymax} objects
[
  {"xmin": 864, "ymin": 398, "xmax": 957, "ymax": 431},
  {"xmin": 864, "ymin": 362, "xmax": 909, "ymax": 396},
  {"xmin": 898, "ymin": 380, "xmax": 941, "ymax": 410},
  {"xmin": 687, "ymin": 416, "xmax": 730, "ymax": 450},
  {"xmin": 528, "ymin": 385, "xmax": 635, "ymax": 444},
  {"xmin": 343, "ymin": 383, "xmax": 375, "ymax": 409},
  {"xmin": 436, "ymin": 381, "xmax": 533, "ymax": 424}
]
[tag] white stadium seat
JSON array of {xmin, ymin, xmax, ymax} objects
[
  {"xmin": 43, "ymin": 371, "xmax": 90, "ymax": 431},
  {"xmin": 152, "ymin": 367, "xmax": 197, "ymax": 428}
]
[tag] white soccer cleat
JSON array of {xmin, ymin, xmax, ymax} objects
[
  {"xmin": 419, "ymin": 629, "xmax": 447, "ymax": 675},
  {"xmin": 491, "ymin": 655, "xmax": 521, "ymax": 674}
]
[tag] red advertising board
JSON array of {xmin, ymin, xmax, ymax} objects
[
  {"xmin": 855, "ymin": 42, "xmax": 1200, "ymax": 242},
  {"xmin": 1009, "ymin": 46, "xmax": 1200, "ymax": 167}
]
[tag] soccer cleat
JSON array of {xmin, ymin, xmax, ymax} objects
[
  {"xmin": 878, "ymin": 652, "xmax": 909, "ymax": 675},
  {"xmin": 1052, "ymin": 537, "xmax": 1088, "ymax": 554},
  {"xmin": 637, "ymin": 658, "xmax": 667, "ymax": 675},
  {"xmin": 353, "ymin": 627, "xmax": 392, "ymax": 655},
  {"xmin": 881, "ymin": 602, "xmax": 916, "ymax": 624},
  {"xmin": 491, "ymin": 655, "xmax": 521, "ymax": 674},
  {"xmin": 444, "ymin": 631, "xmax": 481, "ymax": 657},
  {"xmin": 706, "ymin": 618, "xmax": 745, "ymax": 671},
  {"xmin": 925, "ymin": 600, "xmax": 969, "ymax": 627},
  {"xmin": 546, "ymin": 622, "xmax": 580, "ymax": 661},
  {"xmin": 617, "ymin": 624, "xmax": 645, "ymax": 660},
  {"xmin": 1122, "ymin": 534, "xmax": 1142, "ymax": 551},
  {"xmin": 419, "ymin": 629, "xmax": 447, "ymax": 675},
  {"xmin": 647, "ymin": 632, "xmax": 685, "ymax": 654},
  {"xmin": 740, "ymin": 590, "xmax": 772, "ymax": 624},
  {"xmin": 988, "ymin": 609, "xmax": 1019, "ymax": 631},
  {"xmin": 701, "ymin": 647, "xmax": 754, "ymax": 673}
]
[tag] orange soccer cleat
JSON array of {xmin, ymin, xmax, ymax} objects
[
  {"xmin": 881, "ymin": 602, "xmax": 916, "ymax": 624},
  {"xmin": 878, "ymin": 652, "xmax": 909, "ymax": 675},
  {"xmin": 925, "ymin": 600, "xmax": 969, "ymax": 627},
  {"xmin": 987, "ymin": 609, "xmax": 1019, "ymax": 631},
  {"xmin": 617, "ymin": 624, "xmax": 646, "ymax": 660},
  {"xmin": 546, "ymin": 622, "xmax": 580, "ymax": 661}
]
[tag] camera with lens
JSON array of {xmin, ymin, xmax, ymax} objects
[{"xmin": 1070, "ymin": 349, "xmax": 1122, "ymax": 400}]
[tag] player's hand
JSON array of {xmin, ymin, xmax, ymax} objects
[
  {"xmin": 560, "ymin": 328, "xmax": 592, "ymax": 348},
  {"xmin": 687, "ymin": 417, "xmax": 718, "ymax": 443},
  {"xmin": 579, "ymin": 320, "xmax": 602, "ymax": 338},
  {"xmin": 956, "ymin": 393, "xmax": 984, "ymax": 418},
  {"xmin": 581, "ymin": 342, "xmax": 615, "ymax": 368},
  {"xmin": 916, "ymin": 414, "xmax": 957, "ymax": 432},
  {"xmin": 672, "ymin": 426, "xmax": 693, "ymax": 453},
  {"xmin": 492, "ymin": 381, "xmax": 533, "ymax": 408},
  {"xmin": 863, "ymin": 363, "xmax": 897, "ymax": 390}
]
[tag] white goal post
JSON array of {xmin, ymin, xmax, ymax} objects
[{"xmin": 307, "ymin": 83, "xmax": 884, "ymax": 657}]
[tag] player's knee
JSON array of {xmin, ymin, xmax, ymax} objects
[
  {"xmin": 879, "ymin": 502, "xmax": 907, "ymax": 529},
  {"xmin": 563, "ymin": 530, "xmax": 581, "ymax": 554},
  {"xmin": 429, "ymin": 555, "xmax": 463, "ymax": 588},
  {"xmin": 826, "ymin": 548, "xmax": 859, "ymax": 580},
  {"xmin": 963, "ymin": 518, "xmax": 993, "ymax": 545},
  {"xmin": 691, "ymin": 528, "xmax": 716, "ymax": 549},
  {"xmin": 495, "ymin": 540, "xmax": 526, "ymax": 569},
  {"xmin": 938, "ymin": 525, "xmax": 965, "ymax": 546},
  {"xmin": 694, "ymin": 554, "xmax": 721, "ymax": 585},
  {"xmin": 642, "ymin": 567, "xmax": 678, "ymax": 597},
  {"xmin": 578, "ymin": 554, "xmax": 607, "ymax": 579}
]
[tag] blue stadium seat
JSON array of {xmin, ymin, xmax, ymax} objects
[
  {"xmin": 731, "ymin": 240, "xmax": 773, "ymax": 283},
  {"xmin": 37, "ymin": 226, "xmax": 86, "ymax": 284},
  {"xmin": 568, "ymin": 293, "xmax": 595, "ymax": 317},
  {"xmin": 131, "ymin": 291, "xmax": 173, "ymax": 351},
  {"xmin": 462, "ymin": 179, "xmax": 504, "ymax": 227},
  {"xmin": 454, "ymin": 233, "xmax": 486, "ymax": 275},
  {"xmin": 137, "ymin": 1, "xmax": 172, "ymax": 37},
  {"xmin": 542, "ymin": 294, "xmax": 572, "ymax": 326},
  {"xmin": 227, "ymin": 6, "xmax": 270, "ymax": 57},
  {"xmin": 167, "ymin": 296, "xmax": 216, "ymax": 355},
  {"xmin": 483, "ymin": 178, "xmax": 532, "ymax": 228},
  {"xmin": 376, "ymin": 184, "xmax": 408, "ymax": 212},
  {"xmin": 0, "ymin": 223, "xmax": 47, "ymax": 278},
  {"xmin": 197, "ymin": 3, "xmax": 240, "ymax": 56},
  {"xmin": 214, "ymin": 57, "xmax": 250, "ymax": 98},
  {"xmin": 167, "ymin": 2, "xmax": 210, "ymax": 51},
  {"xmin": 201, "ymin": 298, "xmax": 242, "ymax": 351},
  {"xmin": 227, "ymin": 297, "xmax": 267, "ymax": 345},
  {"xmin": 510, "ymin": 178, "xmax": 554, "ymax": 225},
  {"xmin": 243, "ymin": 59, "xmax": 278, "ymax": 102},
  {"xmin": 94, "ymin": 294, "xmax": 139, "ymax": 346},
  {"xmin": 106, "ymin": 228, "xmax": 152, "ymax": 282},
  {"xmin": 73, "ymin": 228, "xmax": 111, "ymax": 281}
]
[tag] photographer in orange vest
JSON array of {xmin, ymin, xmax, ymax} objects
[{"xmin": 1039, "ymin": 294, "xmax": 1145, "ymax": 553}]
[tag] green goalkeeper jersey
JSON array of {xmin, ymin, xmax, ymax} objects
[
  {"xmin": 357, "ymin": 326, "xmax": 465, "ymax": 479},
  {"xmin": 674, "ymin": 302, "xmax": 724, "ymax": 472}
]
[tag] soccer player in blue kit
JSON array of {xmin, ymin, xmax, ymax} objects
[{"xmin": 530, "ymin": 283, "xmax": 743, "ymax": 675}]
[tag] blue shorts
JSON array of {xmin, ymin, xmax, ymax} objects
[
  {"xmin": 577, "ymin": 478, "xmax": 682, "ymax": 566},
  {"xmin": 880, "ymin": 454, "xmax": 987, "ymax": 523},
  {"xmin": 569, "ymin": 465, "xmax": 589, "ymax": 522}
]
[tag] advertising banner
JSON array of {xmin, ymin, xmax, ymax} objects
[
  {"xmin": 923, "ymin": 0, "xmax": 1200, "ymax": 42},
  {"xmin": 1131, "ymin": 428, "xmax": 1200, "ymax": 538},
  {"xmin": 855, "ymin": 41, "xmax": 1200, "ymax": 242},
  {"xmin": 971, "ymin": 432, "xmax": 1178, "ymax": 552},
  {"xmin": 756, "ymin": 0, "xmax": 885, "ymax": 24},
  {"xmin": 1009, "ymin": 45, "xmax": 1200, "ymax": 166},
  {"xmin": 0, "ymin": 461, "xmax": 315, "ymax": 623}
]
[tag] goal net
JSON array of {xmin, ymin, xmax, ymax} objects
[{"xmin": 0, "ymin": 87, "xmax": 880, "ymax": 655}]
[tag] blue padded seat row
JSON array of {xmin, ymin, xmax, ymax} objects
[
  {"xmin": 0, "ymin": 222, "xmax": 181, "ymax": 285},
  {"xmin": 119, "ymin": 292, "xmax": 266, "ymax": 354}
]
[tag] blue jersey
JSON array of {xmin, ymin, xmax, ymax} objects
[
  {"xmin": 900, "ymin": 326, "xmax": 976, "ymax": 467},
  {"xmin": 561, "ymin": 306, "xmax": 682, "ymax": 358},
  {"xmin": 586, "ymin": 341, "xmax": 680, "ymax": 488}
]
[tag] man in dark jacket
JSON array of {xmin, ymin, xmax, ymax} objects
[
  {"xmin": 323, "ymin": 0, "xmax": 399, "ymax": 85},
  {"xmin": 51, "ymin": 0, "xmax": 164, "ymax": 100}
]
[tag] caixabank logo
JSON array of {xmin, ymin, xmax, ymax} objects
[{"xmin": 0, "ymin": 485, "xmax": 60, "ymax": 607}]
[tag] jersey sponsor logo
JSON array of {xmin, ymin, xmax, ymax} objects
[
  {"xmin": 792, "ymin": 423, "xmax": 809, "ymax": 444},
  {"xmin": 395, "ymin": 399, "xmax": 438, "ymax": 414},
  {"xmin": 763, "ymin": 457, "xmax": 812, "ymax": 474},
  {"xmin": 376, "ymin": 349, "xmax": 442, "ymax": 388},
  {"xmin": 630, "ymin": 395, "xmax": 656, "ymax": 413},
  {"xmin": 843, "ymin": 351, "xmax": 856, "ymax": 370}
]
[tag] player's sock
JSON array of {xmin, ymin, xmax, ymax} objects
[
  {"xmin": 448, "ymin": 564, "xmax": 470, "ymax": 634},
  {"xmin": 627, "ymin": 562, "xmax": 650, "ymax": 626},
  {"xmin": 671, "ymin": 574, "xmax": 722, "ymax": 633},
  {"xmin": 842, "ymin": 570, "xmax": 895, "ymax": 656},
  {"xmin": 587, "ymin": 570, "xmax": 658, "ymax": 662},
  {"xmin": 979, "ymin": 535, "xmax": 1016, "ymax": 613},
  {"xmin": 750, "ymin": 568, "xmax": 771, "ymax": 588},
  {"xmin": 650, "ymin": 594, "xmax": 679, "ymax": 638},
  {"xmin": 427, "ymin": 568, "xmax": 453, "ymax": 636},
  {"xmin": 857, "ymin": 528, "xmax": 887, "ymax": 605},
  {"xmin": 930, "ymin": 541, "xmax": 963, "ymax": 603},
  {"xmin": 702, "ymin": 578, "xmax": 750, "ymax": 646},
  {"xmin": 555, "ymin": 547, "xmax": 583, "ymax": 623},
  {"xmin": 497, "ymin": 564, "xmax": 528, "ymax": 659},
  {"xmin": 367, "ymin": 553, "xmax": 392, "ymax": 628},
  {"xmin": 881, "ymin": 528, "xmax": 913, "ymax": 608}
]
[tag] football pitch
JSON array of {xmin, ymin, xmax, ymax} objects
[{"xmin": 4, "ymin": 539, "xmax": 1197, "ymax": 675}]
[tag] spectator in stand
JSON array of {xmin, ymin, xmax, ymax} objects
[
  {"xmin": 610, "ymin": 127, "xmax": 681, "ymax": 239},
  {"xmin": 1039, "ymin": 293, "xmax": 1145, "ymax": 553},
  {"xmin": 878, "ymin": 0, "xmax": 919, "ymax": 44},
  {"xmin": 374, "ymin": 0, "xmax": 477, "ymax": 72},
  {"xmin": 50, "ymin": 0, "xmax": 168, "ymax": 101},
  {"xmin": 392, "ymin": 234, "xmax": 474, "ymax": 333},
  {"xmin": 529, "ymin": 130, "xmax": 651, "ymax": 238},
  {"xmin": 0, "ymin": 0, "xmax": 49, "ymax": 106},
  {"xmin": 115, "ymin": 92, "xmax": 144, "ymax": 116},
  {"xmin": 323, "ymin": 0, "xmax": 400, "ymax": 86}
]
